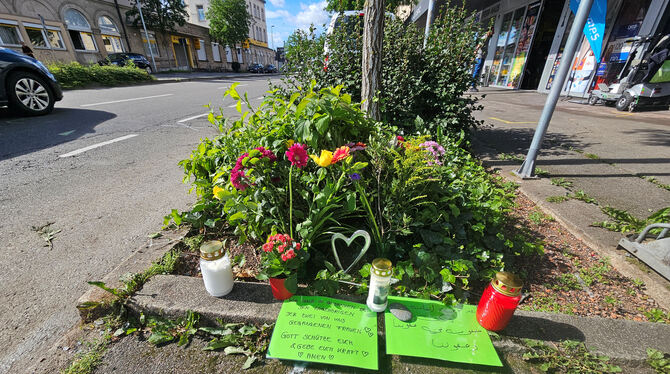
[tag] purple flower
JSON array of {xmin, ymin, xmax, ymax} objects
[
  {"xmin": 419, "ymin": 141, "xmax": 446, "ymax": 166},
  {"xmin": 349, "ymin": 173, "xmax": 361, "ymax": 181}
]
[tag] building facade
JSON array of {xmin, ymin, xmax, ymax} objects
[
  {"xmin": 0, "ymin": 0, "xmax": 249, "ymax": 72},
  {"xmin": 410, "ymin": 0, "xmax": 670, "ymax": 97},
  {"xmin": 183, "ymin": 0, "xmax": 275, "ymax": 67}
]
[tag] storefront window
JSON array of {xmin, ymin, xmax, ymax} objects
[
  {"xmin": 488, "ymin": 12, "xmax": 513, "ymax": 85},
  {"xmin": 506, "ymin": 2, "xmax": 541, "ymax": 88},
  {"xmin": 25, "ymin": 26, "xmax": 65, "ymax": 49}
]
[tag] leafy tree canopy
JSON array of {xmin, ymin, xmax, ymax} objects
[
  {"xmin": 207, "ymin": 0, "xmax": 251, "ymax": 47},
  {"xmin": 126, "ymin": 0, "xmax": 188, "ymax": 33},
  {"xmin": 325, "ymin": 0, "xmax": 413, "ymax": 12}
]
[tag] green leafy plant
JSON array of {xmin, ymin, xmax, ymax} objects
[
  {"xmin": 642, "ymin": 176, "xmax": 670, "ymax": 192},
  {"xmin": 551, "ymin": 178, "xmax": 574, "ymax": 189},
  {"xmin": 61, "ymin": 339, "xmax": 108, "ymax": 374},
  {"xmin": 585, "ymin": 153, "xmax": 600, "ymax": 160},
  {"xmin": 593, "ymin": 206, "xmax": 670, "ymax": 235},
  {"xmin": 549, "ymin": 273, "xmax": 582, "ymax": 291},
  {"xmin": 643, "ymin": 308, "xmax": 670, "ymax": 323},
  {"xmin": 529, "ymin": 209, "xmax": 555, "ymax": 225},
  {"xmin": 647, "ymin": 348, "xmax": 670, "ymax": 373},
  {"xmin": 522, "ymin": 339, "xmax": 622, "ymax": 373},
  {"xmin": 145, "ymin": 310, "xmax": 200, "ymax": 347},
  {"xmin": 570, "ymin": 190, "xmax": 597, "ymax": 204},
  {"xmin": 498, "ymin": 153, "xmax": 524, "ymax": 162},
  {"xmin": 31, "ymin": 222, "xmax": 61, "ymax": 249},
  {"xmin": 603, "ymin": 295, "xmax": 620, "ymax": 307},
  {"xmin": 547, "ymin": 195, "xmax": 570, "ymax": 203},
  {"xmin": 534, "ymin": 167, "xmax": 550, "ymax": 177},
  {"xmin": 201, "ymin": 322, "xmax": 273, "ymax": 369}
]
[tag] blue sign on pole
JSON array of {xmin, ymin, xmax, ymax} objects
[{"xmin": 569, "ymin": 0, "xmax": 607, "ymax": 63}]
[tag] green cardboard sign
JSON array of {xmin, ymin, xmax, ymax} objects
[
  {"xmin": 384, "ymin": 296, "xmax": 502, "ymax": 367},
  {"xmin": 267, "ymin": 296, "xmax": 378, "ymax": 370}
]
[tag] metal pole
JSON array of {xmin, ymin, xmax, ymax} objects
[
  {"xmin": 136, "ymin": 0, "xmax": 157, "ymax": 72},
  {"xmin": 271, "ymin": 25, "xmax": 274, "ymax": 51},
  {"xmin": 423, "ymin": 0, "xmax": 435, "ymax": 48},
  {"xmin": 515, "ymin": 0, "xmax": 594, "ymax": 179},
  {"xmin": 113, "ymin": 0, "xmax": 132, "ymax": 52}
]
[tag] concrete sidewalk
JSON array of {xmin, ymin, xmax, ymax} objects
[{"xmin": 471, "ymin": 88, "xmax": 670, "ymax": 309}]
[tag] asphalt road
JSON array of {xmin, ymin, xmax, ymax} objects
[{"xmin": 0, "ymin": 76, "xmax": 276, "ymax": 374}]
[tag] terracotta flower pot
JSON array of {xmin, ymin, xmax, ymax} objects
[{"xmin": 269, "ymin": 277, "xmax": 294, "ymax": 300}]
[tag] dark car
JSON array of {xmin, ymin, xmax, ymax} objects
[
  {"xmin": 0, "ymin": 47, "xmax": 63, "ymax": 116},
  {"xmin": 99, "ymin": 53, "xmax": 153, "ymax": 74},
  {"xmin": 264, "ymin": 64, "xmax": 278, "ymax": 73},
  {"xmin": 247, "ymin": 63, "xmax": 264, "ymax": 73}
]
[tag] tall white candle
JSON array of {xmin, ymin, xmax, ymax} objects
[{"xmin": 200, "ymin": 241, "xmax": 234, "ymax": 297}]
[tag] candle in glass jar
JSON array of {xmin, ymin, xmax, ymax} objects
[
  {"xmin": 476, "ymin": 271, "xmax": 522, "ymax": 331},
  {"xmin": 367, "ymin": 258, "xmax": 392, "ymax": 312},
  {"xmin": 200, "ymin": 240, "xmax": 234, "ymax": 297}
]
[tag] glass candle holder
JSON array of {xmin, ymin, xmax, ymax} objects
[
  {"xmin": 476, "ymin": 271, "xmax": 523, "ymax": 331},
  {"xmin": 367, "ymin": 258, "xmax": 392, "ymax": 312},
  {"xmin": 200, "ymin": 240, "xmax": 234, "ymax": 297}
]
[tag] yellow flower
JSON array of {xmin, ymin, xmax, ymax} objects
[
  {"xmin": 286, "ymin": 139, "xmax": 295, "ymax": 148},
  {"xmin": 309, "ymin": 150, "xmax": 333, "ymax": 167},
  {"xmin": 212, "ymin": 185, "xmax": 224, "ymax": 199}
]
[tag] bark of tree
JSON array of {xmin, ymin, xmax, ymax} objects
[{"xmin": 361, "ymin": 0, "xmax": 384, "ymax": 120}]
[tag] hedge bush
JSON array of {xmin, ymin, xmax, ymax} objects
[
  {"xmin": 278, "ymin": 2, "xmax": 484, "ymax": 135},
  {"xmin": 48, "ymin": 62, "xmax": 154, "ymax": 89}
]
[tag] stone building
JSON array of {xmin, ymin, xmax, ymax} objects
[
  {"xmin": 0, "ymin": 0, "xmax": 242, "ymax": 71},
  {"xmin": 183, "ymin": 0, "xmax": 275, "ymax": 67}
]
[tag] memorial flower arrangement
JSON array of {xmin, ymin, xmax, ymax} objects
[{"xmin": 176, "ymin": 83, "xmax": 541, "ymax": 304}]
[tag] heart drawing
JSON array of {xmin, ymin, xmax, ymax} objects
[
  {"xmin": 330, "ymin": 230, "xmax": 371, "ymax": 273},
  {"xmin": 362, "ymin": 351, "xmax": 369, "ymax": 357},
  {"xmin": 364, "ymin": 327, "xmax": 374, "ymax": 337},
  {"xmin": 297, "ymin": 352, "xmax": 303, "ymax": 358}
]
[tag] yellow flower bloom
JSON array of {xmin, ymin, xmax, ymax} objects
[
  {"xmin": 212, "ymin": 185, "xmax": 224, "ymax": 199},
  {"xmin": 286, "ymin": 139, "xmax": 295, "ymax": 148},
  {"xmin": 309, "ymin": 150, "xmax": 333, "ymax": 167}
]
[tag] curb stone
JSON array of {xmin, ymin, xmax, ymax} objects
[
  {"xmin": 132, "ymin": 274, "xmax": 670, "ymax": 363},
  {"xmin": 75, "ymin": 227, "xmax": 188, "ymax": 322}
]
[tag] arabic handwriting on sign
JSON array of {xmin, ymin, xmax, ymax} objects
[
  {"xmin": 391, "ymin": 320, "xmax": 417, "ymax": 329},
  {"xmin": 431, "ymin": 338, "xmax": 475, "ymax": 352},
  {"xmin": 421, "ymin": 326, "xmax": 443, "ymax": 334}
]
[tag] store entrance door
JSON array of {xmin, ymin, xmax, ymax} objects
[
  {"xmin": 173, "ymin": 38, "xmax": 190, "ymax": 70},
  {"xmin": 521, "ymin": 0, "xmax": 565, "ymax": 89}
]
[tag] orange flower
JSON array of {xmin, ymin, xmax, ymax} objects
[{"xmin": 331, "ymin": 146, "xmax": 350, "ymax": 163}]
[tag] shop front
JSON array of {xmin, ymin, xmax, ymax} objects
[
  {"xmin": 537, "ymin": 0, "xmax": 669, "ymax": 96},
  {"xmin": 480, "ymin": 0, "xmax": 567, "ymax": 90}
]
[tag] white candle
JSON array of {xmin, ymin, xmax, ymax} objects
[{"xmin": 200, "ymin": 241, "xmax": 234, "ymax": 297}]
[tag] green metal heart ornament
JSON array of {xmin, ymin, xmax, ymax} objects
[{"xmin": 330, "ymin": 230, "xmax": 371, "ymax": 273}]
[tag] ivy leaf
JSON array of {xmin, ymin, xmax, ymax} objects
[
  {"xmin": 238, "ymin": 325, "xmax": 257, "ymax": 336},
  {"xmin": 242, "ymin": 355, "xmax": 257, "ymax": 370},
  {"xmin": 148, "ymin": 332, "xmax": 174, "ymax": 345}
]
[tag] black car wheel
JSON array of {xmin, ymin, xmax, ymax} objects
[
  {"xmin": 615, "ymin": 92, "xmax": 635, "ymax": 112},
  {"xmin": 7, "ymin": 71, "xmax": 54, "ymax": 116}
]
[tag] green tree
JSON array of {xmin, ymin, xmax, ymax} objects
[
  {"xmin": 126, "ymin": 0, "xmax": 188, "ymax": 33},
  {"xmin": 325, "ymin": 0, "xmax": 411, "ymax": 12},
  {"xmin": 206, "ymin": 0, "xmax": 251, "ymax": 49}
]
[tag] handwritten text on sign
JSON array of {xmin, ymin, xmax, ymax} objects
[
  {"xmin": 384, "ymin": 296, "xmax": 502, "ymax": 366},
  {"xmin": 267, "ymin": 296, "xmax": 378, "ymax": 370}
]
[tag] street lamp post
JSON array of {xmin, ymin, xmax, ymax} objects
[
  {"xmin": 271, "ymin": 25, "xmax": 275, "ymax": 51},
  {"xmin": 136, "ymin": 0, "xmax": 157, "ymax": 73}
]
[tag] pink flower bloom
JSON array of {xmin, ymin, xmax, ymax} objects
[
  {"xmin": 286, "ymin": 249, "xmax": 296, "ymax": 259},
  {"xmin": 281, "ymin": 254, "xmax": 288, "ymax": 261},
  {"xmin": 294, "ymin": 242, "xmax": 301, "ymax": 250},
  {"xmin": 277, "ymin": 244, "xmax": 287, "ymax": 253},
  {"xmin": 396, "ymin": 136, "xmax": 405, "ymax": 142},
  {"xmin": 285, "ymin": 143, "xmax": 308, "ymax": 169},
  {"xmin": 332, "ymin": 146, "xmax": 350, "ymax": 164},
  {"xmin": 262, "ymin": 242, "xmax": 273, "ymax": 252}
]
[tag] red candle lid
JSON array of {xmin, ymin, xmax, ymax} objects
[{"xmin": 491, "ymin": 272, "xmax": 523, "ymax": 297}]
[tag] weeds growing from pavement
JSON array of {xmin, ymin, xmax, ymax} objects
[
  {"xmin": 546, "ymin": 195, "xmax": 570, "ymax": 203},
  {"xmin": 647, "ymin": 348, "xmax": 670, "ymax": 373},
  {"xmin": 522, "ymin": 339, "xmax": 622, "ymax": 373},
  {"xmin": 551, "ymin": 178, "xmax": 574, "ymax": 189}
]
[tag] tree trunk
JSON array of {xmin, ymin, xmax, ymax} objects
[{"xmin": 361, "ymin": 0, "xmax": 384, "ymax": 121}]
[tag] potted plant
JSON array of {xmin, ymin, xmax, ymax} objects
[{"xmin": 257, "ymin": 233, "xmax": 308, "ymax": 300}]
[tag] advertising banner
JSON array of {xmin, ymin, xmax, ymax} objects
[{"xmin": 569, "ymin": 0, "xmax": 607, "ymax": 63}]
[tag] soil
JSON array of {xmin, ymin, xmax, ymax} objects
[{"xmin": 173, "ymin": 193, "xmax": 670, "ymax": 324}]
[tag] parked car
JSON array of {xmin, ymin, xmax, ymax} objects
[
  {"xmin": 248, "ymin": 63, "xmax": 265, "ymax": 73},
  {"xmin": 264, "ymin": 64, "xmax": 278, "ymax": 73},
  {"xmin": 0, "ymin": 47, "xmax": 63, "ymax": 116},
  {"xmin": 99, "ymin": 53, "xmax": 153, "ymax": 74}
]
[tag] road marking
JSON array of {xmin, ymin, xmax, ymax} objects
[
  {"xmin": 59, "ymin": 134, "xmax": 138, "ymax": 158},
  {"xmin": 611, "ymin": 110, "xmax": 634, "ymax": 117},
  {"xmin": 80, "ymin": 94, "xmax": 173, "ymax": 107},
  {"xmin": 218, "ymin": 84, "xmax": 248, "ymax": 89},
  {"xmin": 177, "ymin": 112, "xmax": 209, "ymax": 123},
  {"xmin": 228, "ymin": 103, "xmax": 238, "ymax": 108},
  {"xmin": 489, "ymin": 117, "xmax": 536, "ymax": 124},
  {"xmin": 58, "ymin": 130, "xmax": 75, "ymax": 136}
]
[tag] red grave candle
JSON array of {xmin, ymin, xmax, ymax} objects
[{"xmin": 476, "ymin": 272, "xmax": 523, "ymax": 331}]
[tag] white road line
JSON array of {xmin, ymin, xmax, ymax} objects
[
  {"xmin": 228, "ymin": 103, "xmax": 239, "ymax": 108},
  {"xmin": 59, "ymin": 134, "xmax": 138, "ymax": 158},
  {"xmin": 218, "ymin": 84, "xmax": 248, "ymax": 89},
  {"xmin": 177, "ymin": 112, "xmax": 209, "ymax": 123},
  {"xmin": 80, "ymin": 94, "xmax": 173, "ymax": 107}
]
